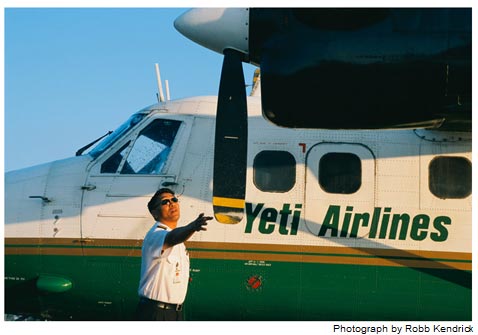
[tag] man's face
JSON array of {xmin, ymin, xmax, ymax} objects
[{"xmin": 157, "ymin": 193, "xmax": 180, "ymax": 227}]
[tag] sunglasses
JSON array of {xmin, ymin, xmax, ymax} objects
[{"xmin": 160, "ymin": 197, "xmax": 179, "ymax": 206}]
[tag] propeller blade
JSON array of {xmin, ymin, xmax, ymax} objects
[{"xmin": 213, "ymin": 49, "xmax": 248, "ymax": 224}]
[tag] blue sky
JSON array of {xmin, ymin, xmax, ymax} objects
[
  {"xmin": 4, "ymin": 7, "xmax": 257, "ymax": 172},
  {"xmin": 3, "ymin": 4, "xmax": 476, "ymax": 172}
]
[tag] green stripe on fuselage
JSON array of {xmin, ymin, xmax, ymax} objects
[{"xmin": 5, "ymin": 253, "xmax": 471, "ymax": 321}]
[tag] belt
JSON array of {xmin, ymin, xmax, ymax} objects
[{"xmin": 140, "ymin": 297, "xmax": 183, "ymax": 311}]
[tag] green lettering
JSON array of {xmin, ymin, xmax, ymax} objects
[
  {"xmin": 290, "ymin": 204, "xmax": 302, "ymax": 235},
  {"xmin": 245, "ymin": 203, "xmax": 264, "ymax": 234},
  {"xmin": 279, "ymin": 204, "xmax": 292, "ymax": 235},
  {"xmin": 350, "ymin": 212, "xmax": 370, "ymax": 238},
  {"xmin": 318, "ymin": 205, "xmax": 340, "ymax": 237},
  {"xmin": 369, "ymin": 207, "xmax": 382, "ymax": 238},
  {"xmin": 431, "ymin": 216, "xmax": 451, "ymax": 242},
  {"xmin": 259, "ymin": 208, "xmax": 277, "ymax": 234},
  {"xmin": 340, "ymin": 206, "xmax": 353, "ymax": 237},
  {"xmin": 378, "ymin": 208, "xmax": 392, "ymax": 239},
  {"xmin": 410, "ymin": 214, "xmax": 430, "ymax": 241},
  {"xmin": 389, "ymin": 214, "xmax": 410, "ymax": 240}
]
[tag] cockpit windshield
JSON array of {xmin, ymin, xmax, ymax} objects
[{"xmin": 89, "ymin": 112, "xmax": 147, "ymax": 159}]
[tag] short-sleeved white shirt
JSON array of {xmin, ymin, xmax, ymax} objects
[{"xmin": 137, "ymin": 222, "xmax": 190, "ymax": 304}]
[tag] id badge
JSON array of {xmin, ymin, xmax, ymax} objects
[{"xmin": 173, "ymin": 262, "xmax": 181, "ymax": 284}]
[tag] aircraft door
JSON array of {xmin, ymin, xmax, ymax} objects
[
  {"xmin": 78, "ymin": 115, "xmax": 192, "ymax": 317},
  {"xmin": 80, "ymin": 116, "xmax": 193, "ymax": 241},
  {"xmin": 304, "ymin": 143, "xmax": 375, "ymax": 244}
]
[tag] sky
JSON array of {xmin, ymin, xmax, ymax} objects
[
  {"xmin": 4, "ymin": 6, "xmax": 257, "ymax": 172},
  {"xmin": 3, "ymin": 2, "xmax": 475, "ymax": 172}
]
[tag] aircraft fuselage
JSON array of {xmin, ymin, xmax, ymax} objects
[{"xmin": 5, "ymin": 96, "xmax": 471, "ymax": 320}]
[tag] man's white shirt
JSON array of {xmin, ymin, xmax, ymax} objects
[{"xmin": 138, "ymin": 222, "xmax": 190, "ymax": 304}]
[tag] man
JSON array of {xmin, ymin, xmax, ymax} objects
[{"xmin": 136, "ymin": 188, "xmax": 212, "ymax": 321}]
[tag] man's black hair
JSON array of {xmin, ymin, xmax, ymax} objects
[{"xmin": 148, "ymin": 188, "xmax": 175, "ymax": 214}]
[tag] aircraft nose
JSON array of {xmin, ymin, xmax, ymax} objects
[{"xmin": 174, "ymin": 8, "xmax": 250, "ymax": 56}]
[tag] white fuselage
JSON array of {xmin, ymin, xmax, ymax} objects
[{"xmin": 5, "ymin": 95, "xmax": 471, "ymax": 258}]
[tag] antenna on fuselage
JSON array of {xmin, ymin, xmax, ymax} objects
[
  {"xmin": 165, "ymin": 79, "xmax": 171, "ymax": 101},
  {"xmin": 155, "ymin": 63, "xmax": 166, "ymax": 102}
]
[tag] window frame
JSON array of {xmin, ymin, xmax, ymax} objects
[
  {"xmin": 94, "ymin": 117, "xmax": 184, "ymax": 175},
  {"xmin": 318, "ymin": 152, "xmax": 362, "ymax": 194},
  {"xmin": 253, "ymin": 150, "xmax": 297, "ymax": 193},
  {"xmin": 428, "ymin": 156, "xmax": 472, "ymax": 199}
]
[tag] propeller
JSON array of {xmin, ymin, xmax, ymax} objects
[
  {"xmin": 212, "ymin": 49, "xmax": 248, "ymax": 224},
  {"xmin": 174, "ymin": 9, "xmax": 250, "ymax": 223}
]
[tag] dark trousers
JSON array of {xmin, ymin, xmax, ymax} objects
[{"xmin": 135, "ymin": 297, "xmax": 183, "ymax": 321}]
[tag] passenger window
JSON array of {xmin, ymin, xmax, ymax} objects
[
  {"xmin": 429, "ymin": 156, "xmax": 471, "ymax": 199},
  {"xmin": 319, "ymin": 152, "xmax": 361, "ymax": 194},
  {"xmin": 101, "ymin": 141, "xmax": 131, "ymax": 173},
  {"xmin": 253, "ymin": 150, "xmax": 296, "ymax": 192}
]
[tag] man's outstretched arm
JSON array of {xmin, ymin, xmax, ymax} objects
[{"xmin": 163, "ymin": 213, "xmax": 212, "ymax": 249}]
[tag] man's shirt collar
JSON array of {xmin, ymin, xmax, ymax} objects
[{"xmin": 157, "ymin": 222, "xmax": 171, "ymax": 231}]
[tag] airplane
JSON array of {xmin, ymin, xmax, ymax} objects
[{"xmin": 4, "ymin": 8, "xmax": 472, "ymax": 321}]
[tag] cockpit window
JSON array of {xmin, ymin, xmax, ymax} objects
[
  {"xmin": 89, "ymin": 112, "xmax": 147, "ymax": 159},
  {"xmin": 120, "ymin": 119, "xmax": 181, "ymax": 175},
  {"xmin": 100, "ymin": 141, "xmax": 131, "ymax": 173}
]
